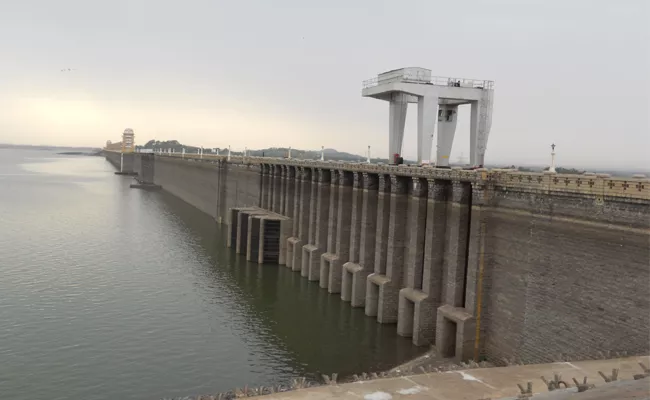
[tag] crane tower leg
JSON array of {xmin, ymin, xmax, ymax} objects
[
  {"xmin": 436, "ymin": 104, "xmax": 458, "ymax": 167},
  {"xmin": 417, "ymin": 95, "xmax": 438, "ymax": 164},
  {"xmin": 389, "ymin": 93, "xmax": 408, "ymax": 163}
]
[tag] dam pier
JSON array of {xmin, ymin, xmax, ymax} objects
[{"xmin": 103, "ymin": 148, "xmax": 650, "ymax": 366}]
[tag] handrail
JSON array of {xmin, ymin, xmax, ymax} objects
[{"xmin": 362, "ymin": 74, "xmax": 494, "ymax": 90}]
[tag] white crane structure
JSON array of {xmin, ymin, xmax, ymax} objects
[{"xmin": 362, "ymin": 67, "xmax": 494, "ymax": 167}]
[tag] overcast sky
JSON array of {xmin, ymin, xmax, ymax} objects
[{"xmin": 0, "ymin": 0, "xmax": 648, "ymax": 168}]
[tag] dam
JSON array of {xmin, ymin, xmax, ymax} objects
[{"xmin": 103, "ymin": 148, "xmax": 650, "ymax": 367}]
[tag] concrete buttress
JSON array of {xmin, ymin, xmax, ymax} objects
[
  {"xmin": 302, "ymin": 169, "xmax": 330, "ymax": 281},
  {"xmin": 258, "ymin": 164, "xmax": 268, "ymax": 208},
  {"xmin": 279, "ymin": 165, "xmax": 287, "ymax": 215},
  {"xmin": 286, "ymin": 166, "xmax": 301, "ymax": 269},
  {"xmin": 365, "ymin": 174, "xmax": 391, "ymax": 317},
  {"xmin": 301, "ymin": 168, "xmax": 319, "ymax": 278},
  {"xmin": 376, "ymin": 174, "xmax": 409, "ymax": 324},
  {"xmin": 342, "ymin": 172, "xmax": 364, "ymax": 303},
  {"xmin": 289, "ymin": 167, "xmax": 311, "ymax": 272},
  {"xmin": 397, "ymin": 177, "xmax": 428, "ymax": 338},
  {"xmin": 442, "ymin": 181, "xmax": 472, "ymax": 307},
  {"xmin": 325, "ymin": 170, "xmax": 353, "ymax": 294},
  {"xmin": 343, "ymin": 172, "xmax": 379, "ymax": 307},
  {"xmin": 320, "ymin": 170, "xmax": 340, "ymax": 289},
  {"xmin": 266, "ymin": 164, "xmax": 274, "ymax": 210},
  {"xmin": 436, "ymin": 180, "xmax": 475, "ymax": 362},
  {"xmin": 403, "ymin": 179, "xmax": 451, "ymax": 346},
  {"xmin": 271, "ymin": 165, "xmax": 282, "ymax": 213},
  {"xmin": 284, "ymin": 166, "xmax": 296, "ymax": 218}
]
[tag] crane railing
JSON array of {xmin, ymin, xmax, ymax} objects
[{"xmin": 363, "ymin": 74, "xmax": 494, "ymax": 90}]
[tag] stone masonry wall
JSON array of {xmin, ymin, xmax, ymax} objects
[{"xmin": 479, "ymin": 189, "xmax": 650, "ymax": 364}]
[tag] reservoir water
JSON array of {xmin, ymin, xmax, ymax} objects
[{"xmin": 0, "ymin": 149, "xmax": 423, "ymax": 400}]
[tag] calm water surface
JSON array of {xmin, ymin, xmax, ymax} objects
[{"xmin": 0, "ymin": 149, "xmax": 422, "ymax": 400}]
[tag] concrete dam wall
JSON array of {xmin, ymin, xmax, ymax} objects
[
  {"xmin": 104, "ymin": 150, "xmax": 134, "ymax": 173},
  {"xmin": 152, "ymin": 156, "xmax": 259, "ymax": 222},
  {"xmin": 105, "ymin": 151, "xmax": 650, "ymax": 366}
]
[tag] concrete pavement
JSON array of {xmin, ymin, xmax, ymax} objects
[{"xmin": 253, "ymin": 356, "xmax": 649, "ymax": 400}]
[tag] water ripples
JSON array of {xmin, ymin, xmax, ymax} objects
[{"xmin": 0, "ymin": 150, "xmax": 422, "ymax": 400}]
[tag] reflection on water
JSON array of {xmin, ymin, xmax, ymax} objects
[{"xmin": 0, "ymin": 149, "xmax": 423, "ymax": 400}]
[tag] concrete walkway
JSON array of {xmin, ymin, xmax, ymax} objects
[{"xmin": 255, "ymin": 356, "xmax": 649, "ymax": 400}]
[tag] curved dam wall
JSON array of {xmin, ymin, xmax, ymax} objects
[
  {"xmin": 104, "ymin": 150, "xmax": 134, "ymax": 172},
  {"xmin": 103, "ymin": 151, "xmax": 650, "ymax": 366},
  {"xmin": 152, "ymin": 156, "xmax": 260, "ymax": 223}
]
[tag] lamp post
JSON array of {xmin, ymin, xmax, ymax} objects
[{"xmin": 549, "ymin": 143, "xmax": 556, "ymax": 173}]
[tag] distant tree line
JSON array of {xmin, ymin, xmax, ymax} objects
[{"xmin": 543, "ymin": 166, "xmax": 585, "ymax": 174}]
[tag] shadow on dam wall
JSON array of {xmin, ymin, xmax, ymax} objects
[{"xmin": 152, "ymin": 189, "xmax": 425, "ymax": 379}]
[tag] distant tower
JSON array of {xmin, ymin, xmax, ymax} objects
[
  {"xmin": 362, "ymin": 68, "xmax": 494, "ymax": 167},
  {"xmin": 121, "ymin": 129, "xmax": 135, "ymax": 153}
]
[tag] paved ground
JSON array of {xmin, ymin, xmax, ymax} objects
[
  {"xmin": 254, "ymin": 356, "xmax": 649, "ymax": 400},
  {"xmin": 388, "ymin": 348, "xmax": 467, "ymax": 374},
  {"xmin": 529, "ymin": 378, "xmax": 649, "ymax": 399}
]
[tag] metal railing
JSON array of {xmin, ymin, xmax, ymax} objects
[{"xmin": 362, "ymin": 74, "xmax": 494, "ymax": 90}]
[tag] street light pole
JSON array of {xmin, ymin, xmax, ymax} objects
[{"xmin": 549, "ymin": 143, "xmax": 556, "ymax": 173}]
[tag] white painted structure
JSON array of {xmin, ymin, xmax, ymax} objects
[
  {"xmin": 121, "ymin": 128, "xmax": 135, "ymax": 153},
  {"xmin": 362, "ymin": 67, "xmax": 494, "ymax": 167},
  {"xmin": 549, "ymin": 143, "xmax": 557, "ymax": 173}
]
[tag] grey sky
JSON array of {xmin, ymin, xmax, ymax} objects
[{"xmin": 0, "ymin": 0, "xmax": 648, "ymax": 168}]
